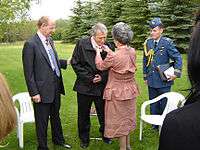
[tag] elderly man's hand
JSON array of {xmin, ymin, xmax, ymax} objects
[
  {"xmin": 31, "ymin": 94, "xmax": 41, "ymax": 103},
  {"xmin": 93, "ymin": 74, "xmax": 102, "ymax": 83}
]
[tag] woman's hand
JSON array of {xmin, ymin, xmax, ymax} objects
[{"xmin": 102, "ymin": 45, "xmax": 112, "ymax": 52}]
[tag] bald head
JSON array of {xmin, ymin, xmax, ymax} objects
[{"xmin": 37, "ymin": 16, "xmax": 56, "ymax": 37}]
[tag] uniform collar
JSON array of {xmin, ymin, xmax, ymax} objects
[{"xmin": 154, "ymin": 36, "xmax": 161, "ymax": 43}]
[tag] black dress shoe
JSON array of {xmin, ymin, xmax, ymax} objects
[
  {"xmin": 102, "ymin": 137, "xmax": 112, "ymax": 144},
  {"xmin": 54, "ymin": 143, "xmax": 72, "ymax": 149},
  {"xmin": 80, "ymin": 141, "xmax": 89, "ymax": 149}
]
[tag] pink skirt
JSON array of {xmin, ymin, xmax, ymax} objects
[{"xmin": 104, "ymin": 98, "xmax": 136, "ymax": 138}]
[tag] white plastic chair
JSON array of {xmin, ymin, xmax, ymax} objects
[
  {"xmin": 139, "ymin": 92, "xmax": 185, "ymax": 141},
  {"xmin": 12, "ymin": 92, "xmax": 35, "ymax": 148}
]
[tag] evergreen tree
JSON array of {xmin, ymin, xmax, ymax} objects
[
  {"xmin": 63, "ymin": 0, "xmax": 83, "ymax": 43},
  {"xmin": 99, "ymin": 0, "xmax": 126, "ymax": 41},
  {"xmin": 120, "ymin": 0, "xmax": 151, "ymax": 50},
  {"xmin": 62, "ymin": 0, "xmax": 100, "ymax": 43},
  {"xmin": 0, "ymin": 0, "xmax": 30, "ymax": 42},
  {"xmin": 80, "ymin": 1, "xmax": 101, "ymax": 36},
  {"xmin": 151, "ymin": 0, "xmax": 198, "ymax": 52}
]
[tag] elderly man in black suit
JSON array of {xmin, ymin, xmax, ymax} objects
[
  {"xmin": 22, "ymin": 16, "xmax": 71, "ymax": 150},
  {"xmin": 71, "ymin": 23, "xmax": 112, "ymax": 149}
]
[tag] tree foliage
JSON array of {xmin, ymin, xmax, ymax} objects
[
  {"xmin": 99, "ymin": 0, "xmax": 126, "ymax": 40},
  {"xmin": 0, "ymin": 0, "xmax": 30, "ymax": 42},
  {"xmin": 51, "ymin": 19, "xmax": 69, "ymax": 41},
  {"xmin": 62, "ymin": 0, "xmax": 199, "ymax": 52},
  {"xmin": 0, "ymin": 0, "xmax": 199, "ymax": 53},
  {"xmin": 151, "ymin": 0, "xmax": 198, "ymax": 52},
  {"xmin": 120, "ymin": 0, "xmax": 150, "ymax": 49},
  {"xmin": 62, "ymin": 0, "xmax": 100, "ymax": 43}
]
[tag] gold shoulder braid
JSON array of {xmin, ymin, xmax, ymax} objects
[{"xmin": 144, "ymin": 39, "xmax": 154, "ymax": 67}]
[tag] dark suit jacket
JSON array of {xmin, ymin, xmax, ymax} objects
[
  {"xmin": 22, "ymin": 34, "xmax": 67, "ymax": 103},
  {"xmin": 158, "ymin": 100, "xmax": 200, "ymax": 150},
  {"xmin": 71, "ymin": 37, "xmax": 113, "ymax": 96}
]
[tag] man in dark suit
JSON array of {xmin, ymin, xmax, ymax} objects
[
  {"xmin": 22, "ymin": 16, "xmax": 71, "ymax": 150},
  {"xmin": 71, "ymin": 23, "xmax": 112, "ymax": 149}
]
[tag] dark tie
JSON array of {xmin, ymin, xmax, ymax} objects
[
  {"xmin": 46, "ymin": 39, "xmax": 60, "ymax": 77},
  {"xmin": 154, "ymin": 41, "xmax": 158, "ymax": 49}
]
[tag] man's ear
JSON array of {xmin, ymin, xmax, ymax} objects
[{"xmin": 160, "ymin": 28, "xmax": 164, "ymax": 34}]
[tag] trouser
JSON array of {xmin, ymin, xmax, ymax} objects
[
  {"xmin": 148, "ymin": 86, "xmax": 171, "ymax": 129},
  {"xmin": 33, "ymin": 78, "xmax": 64, "ymax": 150},
  {"xmin": 148, "ymin": 86, "xmax": 171, "ymax": 115},
  {"xmin": 77, "ymin": 93, "xmax": 105, "ymax": 143}
]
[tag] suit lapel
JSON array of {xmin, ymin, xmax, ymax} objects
[
  {"xmin": 34, "ymin": 34, "xmax": 52, "ymax": 66},
  {"xmin": 157, "ymin": 36, "xmax": 163, "ymax": 50},
  {"xmin": 84, "ymin": 37, "xmax": 95, "ymax": 51},
  {"xmin": 149, "ymin": 39, "xmax": 157, "ymax": 52},
  {"xmin": 157, "ymin": 36, "xmax": 165, "ymax": 52},
  {"xmin": 152, "ymin": 37, "xmax": 162, "ymax": 53}
]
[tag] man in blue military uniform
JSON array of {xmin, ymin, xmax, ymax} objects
[{"xmin": 143, "ymin": 17, "xmax": 182, "ymax": 129}]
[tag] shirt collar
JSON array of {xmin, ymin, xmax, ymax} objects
[
  {"xmin": 91, "ymin": 36, "xmax": 101, "ymax": 50},
  {"xmin": 37, "ymin": 31, "xmax": 48, "ymax": 43},
  {"xmin": 154, "ymin": 36, "xmax": 161, "ymax": 43}
]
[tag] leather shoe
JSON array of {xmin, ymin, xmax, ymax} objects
[
  {"xmin": 54, "ymin": 143, "xmax": 72, "ymax": 149},
  {"xmin": 103, "ymin": 137, "xmax": 112, "ymax": 144},
  {"xmin": 80, "ymin": 141, "xmax": 89, "ymax": 149}
]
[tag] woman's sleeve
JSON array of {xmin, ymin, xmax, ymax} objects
[{"xmin": 95, "ymin": 51, "xmax": 115, "ymax": 71}]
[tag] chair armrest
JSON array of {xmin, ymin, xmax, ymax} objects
[
  {"xmin": 14, "ymin": 106, "xmax": 19, "ymax": 122},
  {"xmin": 178, "ymin": 98, "xmax": 186, "ymax": 108}
]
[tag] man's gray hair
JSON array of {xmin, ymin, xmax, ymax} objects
[
  {"xmin": 112, "ymin": 22, "xmax": 133, "ymax": 45},
  {"xmin": 90, "ymin": 23, "xmax": 108, "ymax": 36}
]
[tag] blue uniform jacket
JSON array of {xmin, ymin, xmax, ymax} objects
[{"xmin": 143, "ymin": 36, "xmax": 182, "ymax": 88}]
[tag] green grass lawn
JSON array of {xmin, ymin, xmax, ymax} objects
[{"xmin": 0, "ymin": 42, "xmax": 189, "ymax": 150}]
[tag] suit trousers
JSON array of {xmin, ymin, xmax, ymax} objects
[
  {"xmin": 148, "ymin": 86, "xmax": 171, "ymax": 115},
  {"xmin": 148, "ymin": 86, "xmax": 171, "ymax": 129},
  {"xmin": 77, "ymin": 93, "xmax": 105, "ymax": 143},
  {"xmin": 33, "ymin": 76, "xmax": 65, "ymax": 150}
]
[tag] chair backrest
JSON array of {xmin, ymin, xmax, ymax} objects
[
  {"xmin": 161, "ymin": 92, "xmax": 185, "ymax": 118},
  {"xmin": 12, "ymin": 92, "xmax": 35, "ymax": 123}
]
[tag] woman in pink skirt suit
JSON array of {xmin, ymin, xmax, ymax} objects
[{"xmin": 95, "ymin": 22, "xmax": 139, "ymax": 150}]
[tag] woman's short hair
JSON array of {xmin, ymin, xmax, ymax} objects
[
  {"xmin": 112, "ymin": 22, "xmax": 133, "ymax": 45},
  {"xmin": 0, "ymin": 73, "xmax": 16, "ymax": 141},
  {"xmin": 90, "ymin": 23, "xmax": 108, "ymax": 36},
  {"xmin": 186, "ymin": 10, "xmax": 200, "ymax": 104}
]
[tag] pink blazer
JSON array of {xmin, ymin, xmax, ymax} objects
[{"xmin": 96, "ymin": 47, "xmax": 139, "ymax": 101}]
